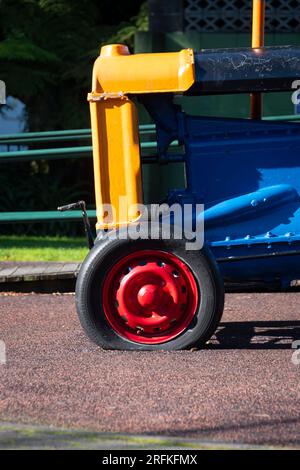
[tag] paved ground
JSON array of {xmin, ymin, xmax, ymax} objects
[{"xmin": 0, "ymin": 292, "xmax": 299, "ymax": 448}]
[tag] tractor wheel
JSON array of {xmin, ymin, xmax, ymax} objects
[{"xmin": 75, "ymin": 234, "xmax": 224, "ymax": 350}]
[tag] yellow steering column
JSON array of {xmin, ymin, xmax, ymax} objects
[{"xmin": 88, "ymin": 44, "xmax": 195, "ymax": 230}]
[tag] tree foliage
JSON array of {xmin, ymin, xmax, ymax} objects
[
  {"xmin": 0, "ymin": 1, "xmax": 148, "ymax": 237},
  {"xmin": 0, "ymin": 0, "xmax": 147, "ymax": 130}
]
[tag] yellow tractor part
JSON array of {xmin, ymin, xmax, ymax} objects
[
  {"xmin": 251, "ymin": 0, "xmax": 265, "ymax": 119},
  {"xmin": 88, "ymin": 44, "xmax": 195, "ymax": 230}
]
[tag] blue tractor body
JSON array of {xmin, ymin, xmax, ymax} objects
[{"xmin": 159, "ymin": 114, "xmax": 300, "ymax": 289}]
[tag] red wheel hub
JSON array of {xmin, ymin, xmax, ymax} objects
[
  {"xmin": 102, "ymin": 250, "xmax": 199, "ymax": 344},
  {"xmin": 137, "ymin": 284, "xmax": 162, "ymax": 309}
]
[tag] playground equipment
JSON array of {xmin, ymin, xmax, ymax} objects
[{"xmin": 63, "ymin": 1, "xmax": 300, "ymax": 350}]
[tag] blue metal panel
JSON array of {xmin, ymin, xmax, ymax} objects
[
  {"xmin": 183, "ymin": 116, "xmax": 300, "ymax": 203},
  {"xmin": 165, "ymin": 114, "xmax": 300, "ymax": 288}
]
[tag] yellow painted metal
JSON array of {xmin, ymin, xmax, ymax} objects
[
  {"xmin": 89, "ymin": 44, "xmax": 195, "ymax": 230},
  {"xmin": 252, "ymin": 0, "xmax": 265, "ymax": 48},
  {"xmin": 90, "ymin": 95, "xmax": 142, "ymax": 230},
  {"xmin": 91, "ymin": 44, "xmax": 195, "ymax": 96},
  {"xmin": 251, "ymin": 0, "xmax": 265, "ymax": 119}
]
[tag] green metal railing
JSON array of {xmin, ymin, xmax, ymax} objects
[
  {"xmin": 0, "ymin": 123, "xmax": 165, "ymax": 163},
  {"xmin": 263, "ymin": 114, "xmax": 300, "ymax": 121},
  {"xmin": 0, "ymin": 114, "xmax": 299, "ymax": 224},
  {"xmin": 0, "ymin": 123, "xmax": 163, "ymax": 224},
  {"xmin": 1, "ymin": 114, "xmax": 299, "ymax": 147},
  {"xmin": 0, "ymin": 121, "xmax": 184, "ymax": 164},
  {"xmin": 0, "ymin": 124, "xmax": 156, "ymax": 146},
  {"xmin": 0, "ymin": 141, "xmax": 182, "ymax": 163},
  {"xmin": 0, "ymin": 210, "xmax": 97, "ymax": 223},
  {"xmin": 1, "ymin": 114, "xmax": 299, "ymax": 163}
]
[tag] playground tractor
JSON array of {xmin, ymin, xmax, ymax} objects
[{"xmin": 58, "ymin": 39, "xmax": 300, "ymax": 351}]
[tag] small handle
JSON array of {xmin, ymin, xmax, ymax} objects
[{"xmin": 57, "ymin": 201, "xmax": 86, "ymax": 212}]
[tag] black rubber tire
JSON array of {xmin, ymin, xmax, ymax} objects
[{"xmin": 75, "ymin": 234, "xmax": 224, "ymax": 351}]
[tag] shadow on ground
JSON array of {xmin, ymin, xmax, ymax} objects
[{"xmin": 210, "ymin": 320, "xmax": 300, "ymax": 350}]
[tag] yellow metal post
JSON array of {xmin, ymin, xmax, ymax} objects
[
  {"xmin": 89, "ymin": 95, "xmax": 142, "ymax": 231},
  {"xmin": 251, "ymin": 0, "xmax": 265, "ymax": 119},
  {"xmin": 89, "ymin": 44, "xmax": 195, "ymax": 230}
]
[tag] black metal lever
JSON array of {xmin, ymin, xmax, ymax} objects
[{"xmin": 57, "ymin": 200, "xmax": 94, "ymax": 249}]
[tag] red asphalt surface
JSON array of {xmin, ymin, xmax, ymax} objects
[{"xmin": 0, "ymin": 292, "xmax": 300, "ymax": 447}]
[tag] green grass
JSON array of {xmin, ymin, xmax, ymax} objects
[
  {"xmin": 0, "ymin": 236, "xmax": 89, "ymax": 262},
  {"xmin": 0, "ymin": 422, "xmax": 281, "ymax": 450}
]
